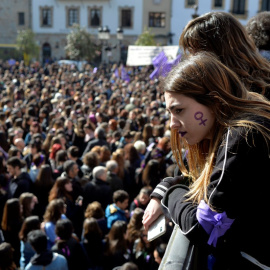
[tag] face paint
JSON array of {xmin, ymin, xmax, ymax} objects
[{"xmin": 194, "ymin": 112, "xmax": 207, "ymax": 126}]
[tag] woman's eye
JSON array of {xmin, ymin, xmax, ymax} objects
[{"xmin": 175, "ymin": 109, "xmax": 182, "ymax": 114}]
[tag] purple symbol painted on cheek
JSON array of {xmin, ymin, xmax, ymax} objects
[{"xmin": 194, "ymin": 112, "xmax": 207, "ymax": 126}]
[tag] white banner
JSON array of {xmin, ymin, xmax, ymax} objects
[{"xmin": 126, "ymin": 45, "xmax": 179, "ymax": 66}]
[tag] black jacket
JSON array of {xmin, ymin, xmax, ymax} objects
[
  {"xmin": 8, "ymin": 172, "xmax": 33, "ymax": 198},
  {"xmin": 83, "ymin": 178, "xmax": 113, "ymax": 210},
  {"xmin": 156, "ymin": 125, "xmax": 270, "ymax": 269}
]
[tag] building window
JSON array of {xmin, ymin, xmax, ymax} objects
[
  {"xmin": 185, "ymin": 0, "xmax": 197, "ymax": 7},
  {"xmin": 18, "ymin": 12, "xmax": 25, "ymax": 26},
  {"xmin": 232, "ymin": 0, "xmax": 246, "ymax": 14},
  {"xmin": 121, "ymin": 9, "xmax": 132, "ymax": 27},
  {"xmin": 214, "ymin": 0, "xmax": 223, "ymax": 8},
  {"xmin": 89, "ymin": 8, "xmax": 101, "ymax": 27},
  {"xmin": 261, "ymin": 0, "xmax": 270, "ymax": 11},
  {"xmin": 149, "ymin": 12, "xmax": 165, "ymax": 28},
  {"xmin": 41, "ymin": 8, "xmax": 52, "ymax": 27},
  {"xmin": 67, "ymin": 8, "xmax": 79, "ymax": 27}
]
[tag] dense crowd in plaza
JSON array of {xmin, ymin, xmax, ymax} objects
[{"xmin": 0, "ymin": 59, "xmax": 173, "ymax": 270}]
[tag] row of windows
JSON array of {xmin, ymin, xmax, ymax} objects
[
  {"xmin": 18, "ymin": 7, "xmax": 166, "ymax": 28},
  {"xmin": 186, "ymin": 0, "xmax": 270, "ymax": 14}
]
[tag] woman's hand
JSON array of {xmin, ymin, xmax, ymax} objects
[{"xmin": 142, "ymin": 197, "xmax": 163, "ymax": 231}]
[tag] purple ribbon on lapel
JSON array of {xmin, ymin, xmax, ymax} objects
[{"xmin": 196, "ymin": 200, "xmax": 235, "ymax": 247}]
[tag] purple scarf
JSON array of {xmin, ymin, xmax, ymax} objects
[{"xmin": 196, "ymin": 200, "xmax": 235, "ymax": 247}]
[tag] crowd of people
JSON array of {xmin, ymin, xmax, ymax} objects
[
  {"xmin": 0, "ymin": 33, "xmax": 175, "ymax": 269},
  {"xmin": 1, "ymin": 9, "xmax": 270, "ymax": 270}
]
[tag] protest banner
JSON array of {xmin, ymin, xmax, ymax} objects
[{"xmin": 126, "ymin": 45, "xmax": 179, "ymax": 66}]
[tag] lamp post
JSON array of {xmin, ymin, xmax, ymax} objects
[{"xmin": 98, "ymin": 26, "xmax": 124, "ymax": 63}]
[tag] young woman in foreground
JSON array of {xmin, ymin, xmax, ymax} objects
[{"xmin": 142, "ymin": 52, "xmax": 270, "ymax": 269}]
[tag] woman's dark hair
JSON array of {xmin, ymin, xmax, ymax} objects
[
  {"xmin": 105, "ymin": 220, "xmax": 128, "ymax": 255},
  {"xmin": 179, "ymin": 11, "xmax": 270, "ymax": 97},
  {"xmin": 55, "ymin": 218, "xmax": 73, "ymax": 240},
  {"xmin": 246, "ymin": 11, "xmax": 270, "ymax": 50},
  {"xmin": 1, "ymin": 198, "xmax": 22, "ymax": 231},
  {"xmin": 27, "ymin": 230, "xmax": 47, "ymax": 254},
  {"xmin": 83, "ymin": 217, "xmax": 102, "ymax": 239},
  {"xmin": 19, "ymin": 216, "xmax": 40, "ymax": 242},
  {"xmin": 35, "ymin": 164, "xmax": 54, "ymax": 188},
  {"xmin": 0, "ymin": 242, "xmax": 17, "ymax": 270}
]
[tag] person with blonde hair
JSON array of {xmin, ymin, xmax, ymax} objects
[{"xmin": 143, "ymin": 52, "xmax": 270, "ymax": 269}]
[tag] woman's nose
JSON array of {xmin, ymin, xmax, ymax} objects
[{"xmin": 170, "ymin": 114, "xmax": 180, "ymax": 129}]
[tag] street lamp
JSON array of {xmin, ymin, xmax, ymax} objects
[
  {"xmin": 98, "ymin": 26, "xmax": 124, "ymax": 63},
  {"xmin": 98, "ymin": 25, "xmax": 110, "ymax": 40},
  {"xmin": 117, "ymin": 27, "xmax": 123, "ymax": 40}
]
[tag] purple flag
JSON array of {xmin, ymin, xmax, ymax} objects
[
  {"xmin": 93, "ymin": 67, "xmax": 98, "ymax": 73},
  {"xmin": 152, "ymin": 51, "xmax": 167, "ymax": 68},
  {"xmin": 121, "ymin": 66, "xmax": 130, "ymax": 82},
  {"xmin": 114, "ymin": 68, "xmax": 119, "ymax": 78}
]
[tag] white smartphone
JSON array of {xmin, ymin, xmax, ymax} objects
[{"xmin": 147, "ymin": 214, "xmax": 166, "ymax": 242}]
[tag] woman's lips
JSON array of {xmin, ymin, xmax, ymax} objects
[{"xmin": 179, "ymin": 131, "xmax": 187, "ymax": 137}]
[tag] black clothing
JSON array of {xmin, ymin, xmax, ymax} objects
[
  {"xmin": 82, "ymin": 138, "xmax": 109, "ymax": 157},
  {"xmin": 160, "ymin": 125, "xmax": 270, "ymax": 269},
  {"xmin": 8, "ymin": 172, "xmax": 33, "ymax": 198},
  {"xmin": 83, "ymin": 178, "xmax": 113, "ymax": 211},
  {"xmin": 52, "ymin": 237, "xmax": 88, "ymax": 270},
  {"xmin": 107, "ymin": 171, "xmax": 123, "ymax": 192}
]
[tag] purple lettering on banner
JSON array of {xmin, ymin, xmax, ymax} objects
[{"xmin": 194, "ymin": 112, "xmax": 207, "ymax": 126}]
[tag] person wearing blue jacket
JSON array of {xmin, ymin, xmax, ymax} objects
[{"xmin": 105, "ymin": 190, "xmax": 129, "ymax": 229}]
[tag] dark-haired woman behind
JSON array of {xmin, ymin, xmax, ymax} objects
[
  {"xmin": 103, "ymin": 220, "xmax": 131, "ymax": 270},
  {"xmin": 1, "ymin": 198, "xmax": 23, "ymax": 267},
  {"xmin": 19, "ymin": 216, "xmax": 40, "ymax": 269},
  {"xmin": 81, "ymin": 218, "xmax": 104, "ymax": 270},
  {"xmin": 32, "ymin": 164, "xmax": 54, "ymax": 220}
]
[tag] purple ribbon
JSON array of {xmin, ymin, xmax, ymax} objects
[{"xmin": 196, "ymin": 200, "xmax": 235, "ymax": 247}]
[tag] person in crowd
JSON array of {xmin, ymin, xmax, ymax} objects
[
  {"xmin": 6, "ymin": 157, "xmax": 33, "ymax": 198},
  {"xmin": 106, "ymin": 160, "xmax": 124, "ymax": 193},
  {"xmin": 103, "ymin": 220, "xmax": 131, "ymax": 270},
  {"xmin": 82, "ymin": 127, "xmax": 109, "ymax": 157},
  {"xmin": 67, "ymin": 146, "xmax": 83, "ymax": 178},
  {"xmin": 52, "ymin": 149, "xmax": 68, "ymax": 179},
  {"xmin": 0, "ymin": 242, "xmax": 17, "ymax": 270},
  {"xmin": 80, "ymin": 151, "xmax": 100, "ymax": 182},
  {"xmin": 1, "ymin": 198, "xmax": 23, "ymax": 267},
  {"xmin": 19, "ymin": 192, "xmax": 38, "ymax": 219},
  {"xmin": 142, "ymin": 52, "xmax": 270, "ymax": 268},
  {"xmin": 246, "ymin": 11, "xmax": 270, "ymax": 61},
  {"xmin": 129, "ymin": 186, "xmax": 152, "ymax": 213},
  {"xmin": 48, "ymin": 176, "xmax": 83, "ymax": 238},
  {"xmin": 29, "ymin": 153, "xmax": 46, "ymax": 183},
  {"xmin": 126, "ymin": 208, "xmax": 144, "ymax": 253},
  {"xmin": 19, "ymin": 216, "xmax": 41, "ymax": 269},
  {"xmin": 179, "ymin": 11, "xmax": 270, "ymax": 99},
  {"xmin": 105, "ymin": 190, "xmax": 129, "ymax": 230},
  {"xmin": 81, "ymin": 217, "xmax": 104, "ymax": 270},
  {"xmin": 25, "ymin": 229, "xmax": 68, "ymax": 270},
  {"xmin": 153, "ymin": 242, "xmax": 167, "ymax": 266},
  {"xmin": 24, "ymin": 122, "xmax": 46, "ymax": 146},
  {"xmin": 84, "ymin": 201, "xmax": 108, "ymax": 237},
  {"xmin": 83, "ymin": 166, "xmax": 112, "ymax": 211},
  {"xmin": 131, "ymin": 227, "xmax": 159, "ymax": 270},
  {"xmin": 48, "ymin": 143, "xmax": 62, "ymax": 171},
  {"xmin": 42, "ymin": 198, "xmax": 67, "ymax": 249},
  {"xmin": 61, "ymin": 160, "xmax": 83, "ymax": 203},
  {"xmin": 32, "ymin": 164, "xmax": 54, "ymax": 220},
  {"xmin": 52, "ymin": 219, "xmax": 88, "ymax": 270}
]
